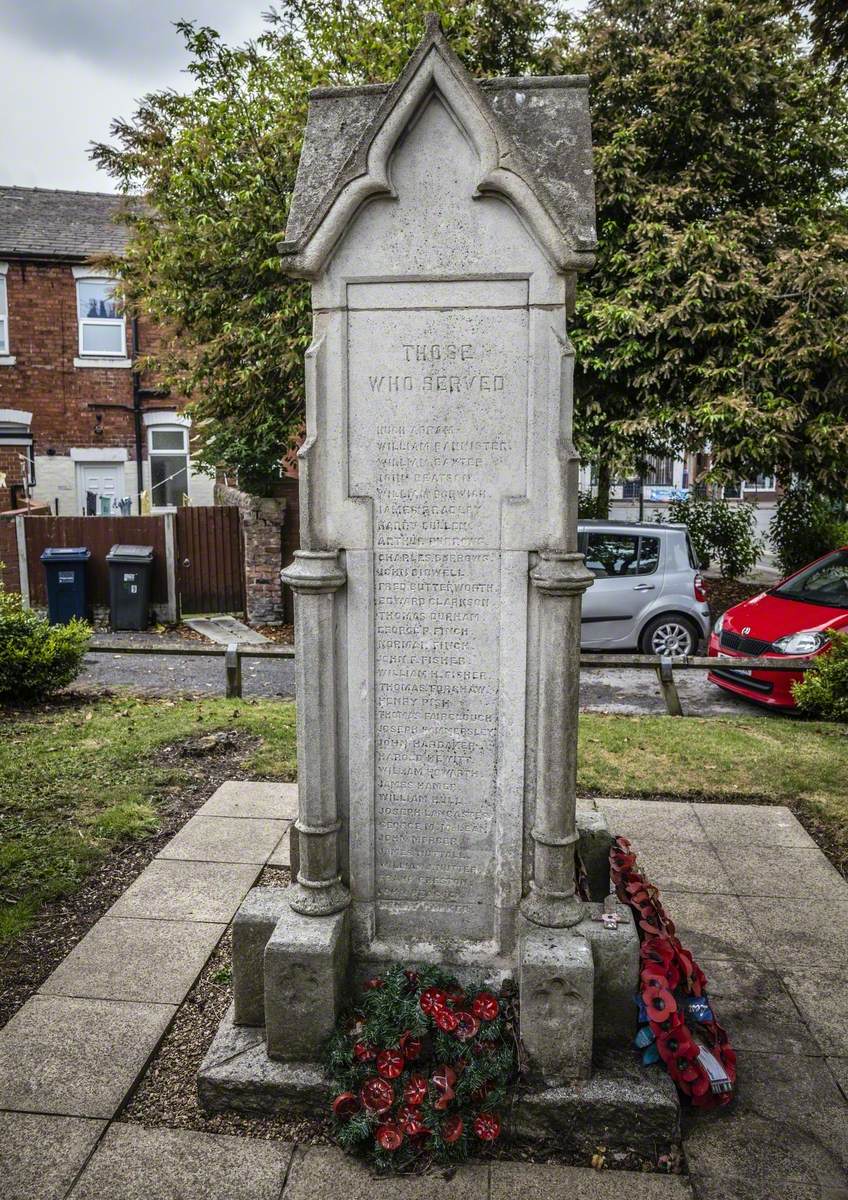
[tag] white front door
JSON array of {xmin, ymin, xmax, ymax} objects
[{"xmin": 77, "ymin": 462, "xmax": 123, "ymax": 515}]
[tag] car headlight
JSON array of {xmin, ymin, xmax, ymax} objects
[
  {"xmin": 772, "ymin": 630, "xmax": 830, "ymax": 655},
  {"xmin": 713, "ymin": 613, "xmax": 724, "ymax": 636}
]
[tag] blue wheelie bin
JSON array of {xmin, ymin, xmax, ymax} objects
[{"xmin": 40, "ymin": 547, "xmax": 90, "ymax": 624}]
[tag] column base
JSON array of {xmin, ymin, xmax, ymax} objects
[
  {"xmin": 287, "ymin": 877, "xmax": 350, "ymax": 917},
  {"xmin": 519, "ymin": 882, "xmax": 585, "ymax": 929}
]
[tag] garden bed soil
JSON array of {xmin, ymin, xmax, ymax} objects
[
  {"xmin": 703, "ymin": 577, "xmax": 764, "ymax": 622},
  {"xmin": 0, "ymin": 719, "xmax": 263, "ymax": 1030}
]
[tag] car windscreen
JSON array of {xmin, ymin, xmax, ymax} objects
[{"xmin": 772, "ymin": 549, "xmax": 848, "ymax": 609}]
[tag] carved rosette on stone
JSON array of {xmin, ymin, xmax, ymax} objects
[{"xmin": 198, "ymin": 16, "xmax": 672, "ymax": 1149}]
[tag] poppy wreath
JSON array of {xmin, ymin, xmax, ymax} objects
[
  {"xmin": 325, "ymin": 963, "xmax": 517, "ymax": 1169},
  {"xmin": 610, "ymin": 836, "xmax": 736, "ymax": 1108}
]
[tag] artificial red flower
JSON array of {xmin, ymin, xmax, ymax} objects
[
  {"xmin": 376, "ymin": 1122, "xmax": 403, "ymax": 1151},
  {"xmin": 397, "ymin": 1104, "xmax": 428, "ymax": 1136},
  {"xmin": 471, "ymin": 993, "xmax": 499, "ymax": 1022},
  {"xmin": 332, "ymin": 1091, "xmax": 360, "ymax": 1120},
  {"xmin": 454, "ymin": 1011, "xmax": 480, "ymax": 1041},
  {"xmin": 360, "ymin": 1076, "xmax": 394, "ymax": 1114},
  {"xmin": 399, "ymin": 1031, "xmax": 423, "ymax": 1060},
  {"xmin": 442, "ymin": 1114, "xmax": 464, "ymax": 1143},
  {"xmin": 376, "ymin": 1049, "xmax": 405, "ymax": 1080},
  {"xmin": 445, "ymin": 984, "xmax": 466, "ymax": 1007},
  {"xmin": 473, "ymin": 1112, "xmax": 501, "ymax": 1141},
  {"xmin": 420, "ymin": 987, "xmax": 447, "ymax": 1015},
  {"xmin": 403, "ymin": 1073, "xmax": 427, "ymax": 1106},
  {"xmin": 353, "ymin": 1041, "xmax": 376, "ymax": 1062},
  {"xmin": 363, "ymin": 977, "xmax": 384, "ymax": 991},
  {"xmin": 434, "ymin": 1006, "xmax": 460, "ymax": 1033},
  {"xmin": 645, "ymin": 987, "xmax": 677, "ymax": 1023}
]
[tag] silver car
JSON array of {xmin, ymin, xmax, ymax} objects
[{"xmin": 578, "ymin": 520, "xmax": 711, "ymax": 656}]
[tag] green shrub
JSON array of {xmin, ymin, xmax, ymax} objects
[
  {"xmin": 666, "ymin": 496, "xmax": 764, "ymax": 579},
  {"xmin": 769, "ymin": 483, "xmax": 848, "ymax": 576},
  {"xmin": 0, "ymin": 591, "xmax": 90, "ymax": 703},
  {"xmin": 792, "ymin": 630, "xmax": 848, "ymax": 723},
  {"xmin": 578, "ymin": 488, "xmax": 606, "ymax": 519}
]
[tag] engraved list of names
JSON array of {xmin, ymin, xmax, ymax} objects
[{"xmin": 348, "ymin": 293, "xmax": 528, "ymax": 940}]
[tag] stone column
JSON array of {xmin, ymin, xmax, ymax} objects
[
  {"xmin": 521, "ymin": 550, "xmax": 594, "ymax": 928},
  {"xmin": 279, "ymin": 549, "xmax": 349, "ymax": 917}
]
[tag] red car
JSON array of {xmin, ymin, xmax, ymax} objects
[{"xmin": 708, "ymin": 546, "xmax": 848, "ymax": 709}]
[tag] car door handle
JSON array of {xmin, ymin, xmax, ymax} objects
[{"xmin": 632, "ymin": 584, "xmax": 655, "ymax": 591}]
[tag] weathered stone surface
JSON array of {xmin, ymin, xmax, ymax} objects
[
  {"xmin": 694, "ymin": 802, "xmax": 816, "ymax": 849},
  {"xmin": 109, "ymin": 859, "xmax": 259, "ymax": 923},
  {"xmin": 576, "ymin": 809, "xmax": 612, "ymax": 901},
  {"xmin": 69, "ymin": 1122, "xmax": 293, "ymax": 1200},
  {"xmin": 578, "ymin": 902, "xmax": 639, "ymax": 1043},
  {"xmin": 201, "ymin": 780, "xmax": 299, "ymax": 820},
  {"xmin": 283, "ymin": 1145, "xmax": 490, "ymax": 1199},
  {"xmin": 740, "ymin": 896, "xmax": 848, "ymax": 970},
  {"xmin": 699, "ymin": 958, "xmax": 819, "ymax": 1056},
  {"xmin": 268, "ymin": 825, "xmax": 294, "ymax": 868},
  {"xmin": 264, "ymin": 907, "xmax": 349, "ymax": 1061},
  {"xmin": 628, "ymin": 838, "xmax": 735, "ymax": 896},
  {"xmin": 39, "ymin": 916, "xmax": 225, "ymax": 1005},
  {"xmin": 714, "ymin": 843, "xmax": 845, "ymax": 899},
  {"xmin": 659, "ymin": 891, "xmax": 769, "ymax": 963},
  {"xmin": 519, "ymin": 923, "xmax": 594, "ymax": 1082},
  {"xmin": 490, "ymin": 1161, "xmax": 693, "ymax": 1199},
  {"xmin": 0, "ymin": 1112, "xmax": 106, "ymax": 1200},
  {"xmin": 156, "ymin": 813, "xmax": 288, "ymax": 865},
  {"xmin": 511, "ymin": 1047, "xmax": 680, "ymax": 1156},
  {"xmin": 232, "ymin": 888, "xmax": 292, "ymax": 1026},
  {"xmin": 0, "ymin": 995, "xmax": 174, "ymax": 1118}
]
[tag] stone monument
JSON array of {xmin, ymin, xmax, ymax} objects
[{"xmin": 199, "ymin": 17, "xmax": 679, "ymax": 1149}]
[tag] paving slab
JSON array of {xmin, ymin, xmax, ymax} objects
[
  {"xmin": 268, "ymin": 825, "xmax": 293, "ymax": 868},
  {"xmin": 698, "ymin": 958, "xmax": 820, "ymax": 1056},
  {"xmin": 39, "ymin": 917, "xmax": 225, "ymax": 1005},
  {"xmin": 282, "ymin": 1145, "xmax": 489, "ymax": 1199},
  {"xmin": 625, "ymin": 838, "xmax": 735, "ymax": 895},
  {"xmin": 592, "ymin": 799, "xmax": 706, "ymax": 844},
  {"xmin": 783, "ymin": 969, "xmax": 848, "ymax": 1056},
  {"xmin": 185, "ymin": 616, "xmax": 271, "ymax": 645},
  {"xmin": 0, "ymin": 995, "xmax": 174, "ymax": 1118},
  {"xmin": 201, "ymin": 779, "xmax": 299, "ymax": 820},
  {"xmin": 69, "ymin": 1122, "xmax": 293, "ymax": 1200},
  {"xmin": 694, "ymin": 803, "xmax": 816, "ymax": 849},
  {"xmin": 658, "ymin": 891, "xmax": 770, "ymax": 963},
  {"xmin": 713, "ymin": 843, "xmax": 846, "ymax": 899},
  {"xmin": 740, "ymin": 896, "xmax": 848, "ymax": 970},
  {"xmin": 108, "ymin": 859, "xmax": 259, "ymax": 923},
  {"xmin": 0, "ymin": 1112, "xmax": 106, "ymax": 1200},
  {"xmin": 490, "ymin": 1162, "xmax": 693, "ymax": 1198},
  {"xmin": 827, "ymin": 1057, "xmax": 848, "ymax": 1103},
  {"xmin": 155, "ymin": 813, "xmax": 288, "ymax": 864}
]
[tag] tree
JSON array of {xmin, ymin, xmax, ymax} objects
[
  {"xmin": 92, "ymin": 1, "xmax": 555, "ymax": 493},
  {"xmin": 558, "ymin": 0, "xmax": 848, "ymax": 510}
]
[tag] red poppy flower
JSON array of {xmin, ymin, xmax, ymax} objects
[
  {"xmin": 420, "ymin": 987, "xmax": 447, "ymax": 1015},
  {"xmin": 353, "ymin": 1041, "xmax": 376, "ymax": 1062},
  {"xmin": 403, "ymin": 1073, "xmax": 427, "ymax": 1106},
  {"xmin": 399, "ymin": 1031, "xmax": 422, "ymax": 1061},
  {"xmin": 332, "ymin": 1091, "xmax": 360, "ymax": 1120},
  {"xmin": 434, "ymin": 1006, "xmax": 460, "ymax": 1033},
  {"xmin": 455, "ymin": 1011, "xmax": 481, "ymax": 1041},
  {"xmin": 376, "ymin": 1048, "xmax": 404, "ymax": 1080},
  {"xmin": 376, "ymin": 1121, "xmax": 403, "ymax": 1151},
  {"xmin": 360, "ymin": 1076, "xmax": 394, "ymax": 1114},
  {"xmin": 362, "ymin": 976, "xmax": 384, "ymax": 991},
  {"xmin": 473, "ymin": 1112, "xmax": 501, "ymax": 1141},
  {"xmin": 471, "ymin": 993, "xmax": 499, "ymax": 1022},
  {"xmin": 397, "ymin": 1104, "xmax": 428, "ymax": 1136},
  {"xmin": 645, "ymin": 988, "xmax": 677, "ymax": 1023},
  {"xmin": 442, "ymin": 1114, "xmax": 464, "ymax": 1143}
]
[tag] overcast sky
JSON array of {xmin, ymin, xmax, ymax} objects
[{"xmin": 0, "ymin": 1, "xmax": 267, "ymax": 192}]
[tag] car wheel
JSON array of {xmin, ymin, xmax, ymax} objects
[{"xmin": 640, "ymin": 614, "xmax": 699, "ymax": 658}]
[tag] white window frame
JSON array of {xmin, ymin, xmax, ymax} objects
[
  {"xmin": 72, "ymin": 267, "xmax": 126, "ymax": 359},
  {"xmin": 0, "ymin": 262, "xmax": 13, "ymax": 363},
  {"xmin": 146, "ymin": 419, "xmax": 190, "ymax": 512}
]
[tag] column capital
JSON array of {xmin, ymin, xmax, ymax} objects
[
  {"xmin": 530, "ymin": 551, "xmax": 594, "ymax": 597},
  {"xmin": 281, "ymin": 549, "xmax": 346, "ymax": 593}
]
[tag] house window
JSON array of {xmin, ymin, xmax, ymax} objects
[
  {"xmin": 0, "ymin": 273, "xmax": 8, "ymax": 354},
  {"xmin": 76, "ymin": 277, "xmax": 125, "ymax": 356},
  {"xmin": 149, "ymin": 426, "xmax": 189, "ymax": 509}
]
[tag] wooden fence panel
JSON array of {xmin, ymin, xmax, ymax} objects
[
  {"xmin": 176, "ymin": 505, "xmax": 245, "ymax": 615},
  {"xmin": 24, "ymin": 515, "xmax": 167, "ymax": 606},
  {"xmin": 0, "ymin": 519, "xmax": 21, "ymax": 594}
]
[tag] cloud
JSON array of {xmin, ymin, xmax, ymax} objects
[{"xmin": 0, "ymin": 1, "xmax": 261, "ymax": 74}]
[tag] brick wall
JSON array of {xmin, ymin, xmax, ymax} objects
[{"xmin": 215, "ymin": 482, "xmax": 287, "ymax": 624}]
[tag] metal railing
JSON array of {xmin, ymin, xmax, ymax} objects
[{"xmin": 85, "ymin": 639, "xmax": 814, "ymax": 715}]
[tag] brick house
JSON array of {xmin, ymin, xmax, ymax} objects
[{"xmin": 0, "ymin": 186, "xmax": 214, "ymax": 516}]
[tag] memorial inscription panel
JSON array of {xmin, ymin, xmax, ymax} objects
[{"xmin": 347, "ymin": 282, "xmax": 529, "ymax": 941}]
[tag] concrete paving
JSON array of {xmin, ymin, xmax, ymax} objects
[
  {"xmin": 0, "ymin": 784, "xmax": 845, "ymax": 1199},
  {"xmin": 184, "ymin": 616, "xmax": 271, "ymax": 645}
]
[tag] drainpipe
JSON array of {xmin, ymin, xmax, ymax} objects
[{"xmin": 132, "ymin": 316, "xmax": 144, "ymax": 511}]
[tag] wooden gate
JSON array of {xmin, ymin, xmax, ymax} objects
[{"xmin": 176, "ymin": 506, "xmax": 245, "ymax": 615}]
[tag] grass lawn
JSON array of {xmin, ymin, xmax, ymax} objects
[{"xmin": 1, "ymin": 697, "xmax": 845, "ymax": 945}]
